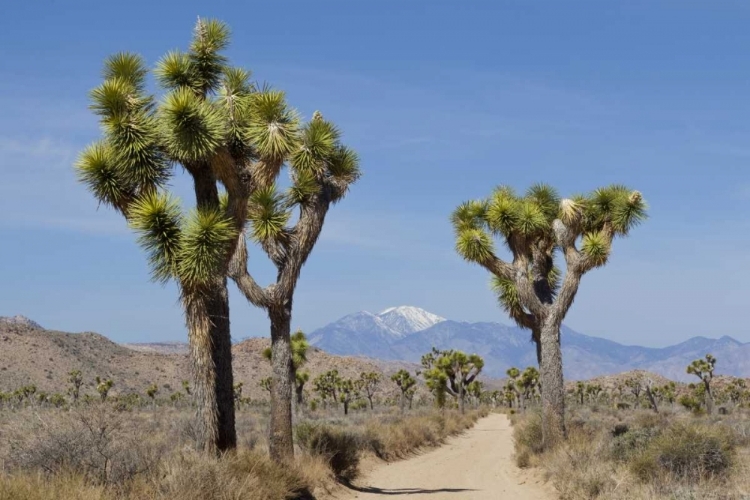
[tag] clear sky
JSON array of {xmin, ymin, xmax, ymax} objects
[{"xmin": 1, "ymin": 1, "xmax": 749, "ymax": 347}]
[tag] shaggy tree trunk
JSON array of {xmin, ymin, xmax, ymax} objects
[
  {"xmin": 344, "ymin": 400, "xmax": 349, "ymax": 415},
  {"xmin": 645, "ymin": 387, "xmax": 659, "ymax": 414},
  {"xmin": 268, "ymin": 304, "xmax": 294, "ymax": 461},
  {"xmin": 539, "ymin": 318, "xmax": 565, "ymax": 448},
  {"xmin": 368, "ymin": 395, "xmax": 374, "ymax": 410},
  {"xmin": 399, "ymin": 391, "xmax": 406, "ymax": 414},
  {"xmin": 458, "ymin": 382, "xmax": 465, "ymax": 414},
  {"xmin": 705, "ymin": 382, "xmax": 714, "ymax": 415},
  {"xmin": 186, "ymin": 282, "xmax": 237, "ymax": 454},
  {"xmin": 295, "ymin": 383, "xmax": 304, "ymax": 406}
]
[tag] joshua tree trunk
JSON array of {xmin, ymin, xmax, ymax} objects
[
  {"xmin": 399, "ymin": 391, "xmax": 406, "ymax": 414},
  {"xmin": 645, "ymin": 387, "xmax": 659, "ymax": 414},
  {"xmin": 458, "ymin": 382, "xmax": 466, "ymax": 414},
  {"xmin": 344, "ymin": 400, "xmax": 349, "ymax": 415},
  {"xmin": 368, "ymin": 395, "xmax": 374, "ymax": 410},
  {"xmin": 185, "ymin": 282, "xmax": 237, "ymax": 454},
  {"xmin": 295, "ymin": 383, "xmax": 304, "ymax": 407},
  {"xmin": 539, "ymin": 318, "xmax": 565, "ymax": 448},
  {"xmin": 704, "ymin": 382, "xmax": 714, "ymax": 415},
  {"xmin": 268, "ymin": 304, "xmax": 294, "ymax": 461}
]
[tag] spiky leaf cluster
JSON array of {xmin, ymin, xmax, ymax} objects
[
  {"xmin": 452, "ymin": 183, "xmax": 647, "ymax": 327},
  {"xmin": 687, "ymin": 354, "xmax": 716, "ymax": 382}
]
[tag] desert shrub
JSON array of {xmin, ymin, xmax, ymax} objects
[
  {"xmin": 610, "ymin": 427, "xmax": 661, "ymax": 462},
  {"xmin": 630, "ymin": 423, "xmax": 735, "ymax": 482},
  {"xmin": 513, "ymin": 411, "xmax": 545, "ymax": 455},
  {"xmin": 295, "ymin": 423, "xmax": 360, "ymax": 481},
  {"xmin": 5, "ymin": 405, "xmax": 168, "ymax": 485},
  {"xmin": 678, "ymin": 395, "xmax": 703, "ymax": 415}
]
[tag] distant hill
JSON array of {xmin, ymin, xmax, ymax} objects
[
  {"xmin": 308, "ymin": 306, "xmax": 750, "ymax": 381},
  {"xmin": 0, "ymin": 322, "xmax": 419, "ymax": 402}
]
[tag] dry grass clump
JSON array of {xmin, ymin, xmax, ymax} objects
[
  {"xmin": 0, "ymin": 403, "xmax": 487, "ymax": 499},
  {"xmin": 295, "ymin": 409, "xmax": 487, "ymax": 481},
  {"xmin": 511, "ymin": 405, "xmax": 750, "ymax": 500}
]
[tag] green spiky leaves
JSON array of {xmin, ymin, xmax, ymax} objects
[
  {"xmin": 190, "ymin": 18, "xmax": 230, "ymax": 94},
  {"xmin": 103, "ymin": 53, "xmax": 148, "ymax": 91},
  {"xmin": 451, "ymin": 200, "xmax": 487, "ymax": 232},
  {"xmin": 160, "ymin": 87, "xmax": 227, "ymax": 163},
  {"xmin": 580, "ymin": 231, "xmax": 611, "ymax": 268},
  {"xmin": 155, "ymin": 51, "xmax": 198, "ymax": 91},
  {"xmin": 245, "ymin": 90, "xmax": 299, "ymax": 164},
  {"xmin": 291, "ymin": 118, "xmax": 339, "ymax": 175},
  {"xmin": 456, "ymin": 229, "xmax": 494, "ymax": 263},
  {"xmin": 129, "ymin": 192, "xmax": 236, "ymax": 287},
  {"xmin": 75, "ymin": 142, "xmax": 133, "ymax": 211},
  {"xmin": 491, "ymin": 275, "xmax": 525, "ymax": 321},
  {"xmin": 129, "ymin": 192, "xmax": 183, "ymax": 283},
  {"xmin": 177, "ymin": 208, "xmax": 237, "ymax": 287},
  {"xmin": 247, "ymin": 185, "xmax": 290, "ymax": 243}
]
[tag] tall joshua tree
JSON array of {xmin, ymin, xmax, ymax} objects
[
  {"xmin": 226, "ymin": 84, "xmax": 360, "ymax": 462},
  {"xmin": 452, "ymin": 184, "xmax": 646, "ymax": 446},
  {"xmin": 687, "ymin": 354, "xmax": 716, "ymax": 415},
  {"xmin": 359, "ymin": 372, "xmax": 381, "ymax": 410},
  {"xmin": 76, "ymin": 19, "xmax": 358, "ymax": 459}
]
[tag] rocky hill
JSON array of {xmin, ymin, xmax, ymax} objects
[
  {"xmin": 308, "ymin": 307, "xmax": 750, "ymax": 381},
  {"xmin": 0, "ymin": 321, "xmax": 419, "ymax": 402}
]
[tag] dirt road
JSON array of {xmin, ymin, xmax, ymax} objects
[{"xmin": 333, "ymin": 413, "xmax": 555, "ymax": 500}]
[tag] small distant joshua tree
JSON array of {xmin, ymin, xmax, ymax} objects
[
  {"xmin": 687, "ymin": 354, "xmax": 716, "ymax": 415},
  {"xmin": 644, "ymin": 378, "xmax": 659, "ymax": 414},
  {"xmin": 452, "ymin": 184, "xmax": 646, "ymax": 445},
  {"xmin": 96, "ymin": 377, "xmax": 113, "ymax": 402},
  {"xmin": 182, "ymin": 380, "xmax": 192, "ymax": 396},
  {"xmin": 575, "ymin": 382, "xmax": 586, "ymax": 406},
  {"xmin": 517, "ymin": 367, "xmax": 540, "ymax": 409},
  {"xmin": 726, "ymin": 379, "xmax": 746, "ymax": 406},
  {"xmin": 312, "ymin": 370, "xmax": 342, "ymax": 408},
  {"xmin": 146, "ymin": 383, "xmax": 159, "ymax": 407},
  {"xmin": 358, "ymin": 372, "xmax": 381, "ymax": 410},
  {"xmin": 625, "ymin": 376, "xmax": 643, "ymax": 408},
  {"xmin": 661, "ymin": 382, "xmax": 677, "ymax": 405},
  {"xmin": 262, "ymin": 330, "xmax": 310, "ymax": 410},
  {"xmin": 233, "ymin": 382, "xmax": 243, "ymax": 409},
  {"xmin": 391, "ymin": 369, "xmax": 416, "ymax": 414},
  {"xmin": 421, "ymin": 348, "xmax": 483, "ymax": 414},
  {"xmin": 68, "ymin": 370, "xmax": 84, "ymax": 403},
  {"xmin": 260, "ymin": 377, "xmax": 273, "ymax": 396},
  {"xmin": 586, "ymin": 383, "xmax": 603, "ymax": 404},
  {"xmin": 506, "ymin": 367, "xmax": 521, "ymax": 407},
  {"xmin": 338, "ymin": 378, "xmax": 360, "ymax": 415}
]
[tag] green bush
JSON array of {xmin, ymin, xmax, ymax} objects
[
  {"xmin": 295, "ymin": 423, "xmax": 360, "ymax": 481},
  {"xmin": 630, "ymin": 423, "xmax": 735, "ymax": 482}
]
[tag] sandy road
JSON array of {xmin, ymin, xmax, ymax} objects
[{"xmin": 332, "ymin": 413, "xmax": 554, "ymax": 500}]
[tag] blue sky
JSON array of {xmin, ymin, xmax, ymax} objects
[{"xmin": 1, "ymin": 1, "xmax": 750, "ymax": 347}]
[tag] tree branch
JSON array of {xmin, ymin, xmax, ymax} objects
[{"xmin": 228, "ymin": 233, "xmax": 271, "ymax": 308}]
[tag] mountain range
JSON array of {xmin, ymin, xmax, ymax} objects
[{"xmin": 308, "ymin": 306, "xmax": 750, "ymax": 381}]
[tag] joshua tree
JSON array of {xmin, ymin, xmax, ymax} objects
[
  {"xmin": 506, "ymin": 367, "xmax": 522, "ymax": 407},
  {"xmin": 313, "ymin": 370, "xmax": 342, "ymax": 407},
  {"xmin": 517, "ymin": 367, "xmax": 540, "ymax": 409},
  {"xmin": 405, "ymin": 385, "xmax": 417, "ymax": 410},
  {"xmin": 96, "ymin": 377, "xmax": 113, "ymax": 402},
  {"xmin": 182, "ymin": 380, "xmax": 192, "ymax": 396},
  {"xmin": 260, "ymin": 377, "xmax": 273, "ymax": 396},
  {"xmin": 338, "ymin": 378, "xmax": 360, "ymax": 415},
  {"xmin": 687, "ymin": 354, "xmax": 716, "ymax": 415},
  {"xmin": 68, "ymin": 370, "xmax": 84, "ymax": 403},
  {"xmin": 726, "ymin": 379, "xmax": 746, "ymax": 406},
  {"xmin": 644, "ymin": 378, "xmax": 659, "ymax": 414},
  {"xmin": 625, "ymin": 376, "xmax": 643, "ymax": 408},
  {"xmin": 226, "ymin": 92, "xmax": 360, "ymax": 459},
  {"xmin": 422, "ymin": 349, "xmax": 484, "ymax": 414},
  {"xmin": 295, "ymin": 371, "xmax": 310, "ymax": 408},
  {"xmin": 575, "ymin": 382, "xmax": 586, "ymax": 405},
  {"xmin": 391, "ymin": 369, "xmax": 417, "ymax": 414},
  {"xmin": 359, "ymin": 372, "xmax": 381, "ymax": 410},
  {"xmin": 661, "ymin": 382, "xmax": 677, "ymax": 405},
  {"xmin": 232, "ymin": 382, "xmax": 243, "ymax": 409},
  {"xmin": 146, "ymin": 383, "xmax": 159, "ymax": 407},
  {"xmin": 76, "ymin": 20, "xmax": 253, "ymax": 453},
  {"xmin": 585, "ymin": 383, "xmax": 603, "ymax": 404},
  {"xmin": 452, "ymin": 184, "xmax": 646, "ymax": 445},
  {"xmin": 467, "ymin": 380, "xmax": 484, "ymax": 408}
]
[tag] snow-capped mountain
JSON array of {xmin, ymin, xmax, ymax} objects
[
  {"xmin": 309, "ymin": 307, "xmax": 750, "ymax": 380},
  {"xmin": 377, "ymin": 306, "xmax": 445, "ymax": 336}
]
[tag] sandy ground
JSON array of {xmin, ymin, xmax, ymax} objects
[{"xmin": 330, "ymin": 413, "xmax": 555, "ymax": 500}]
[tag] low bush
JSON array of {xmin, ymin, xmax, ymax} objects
[
  {"xmin": 295, "ymin": 423, "xmax": 361, "ymax": 481},
  {"xmin": 630, "ymin": 423, "xmax": 735, "ymax": 483}
]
